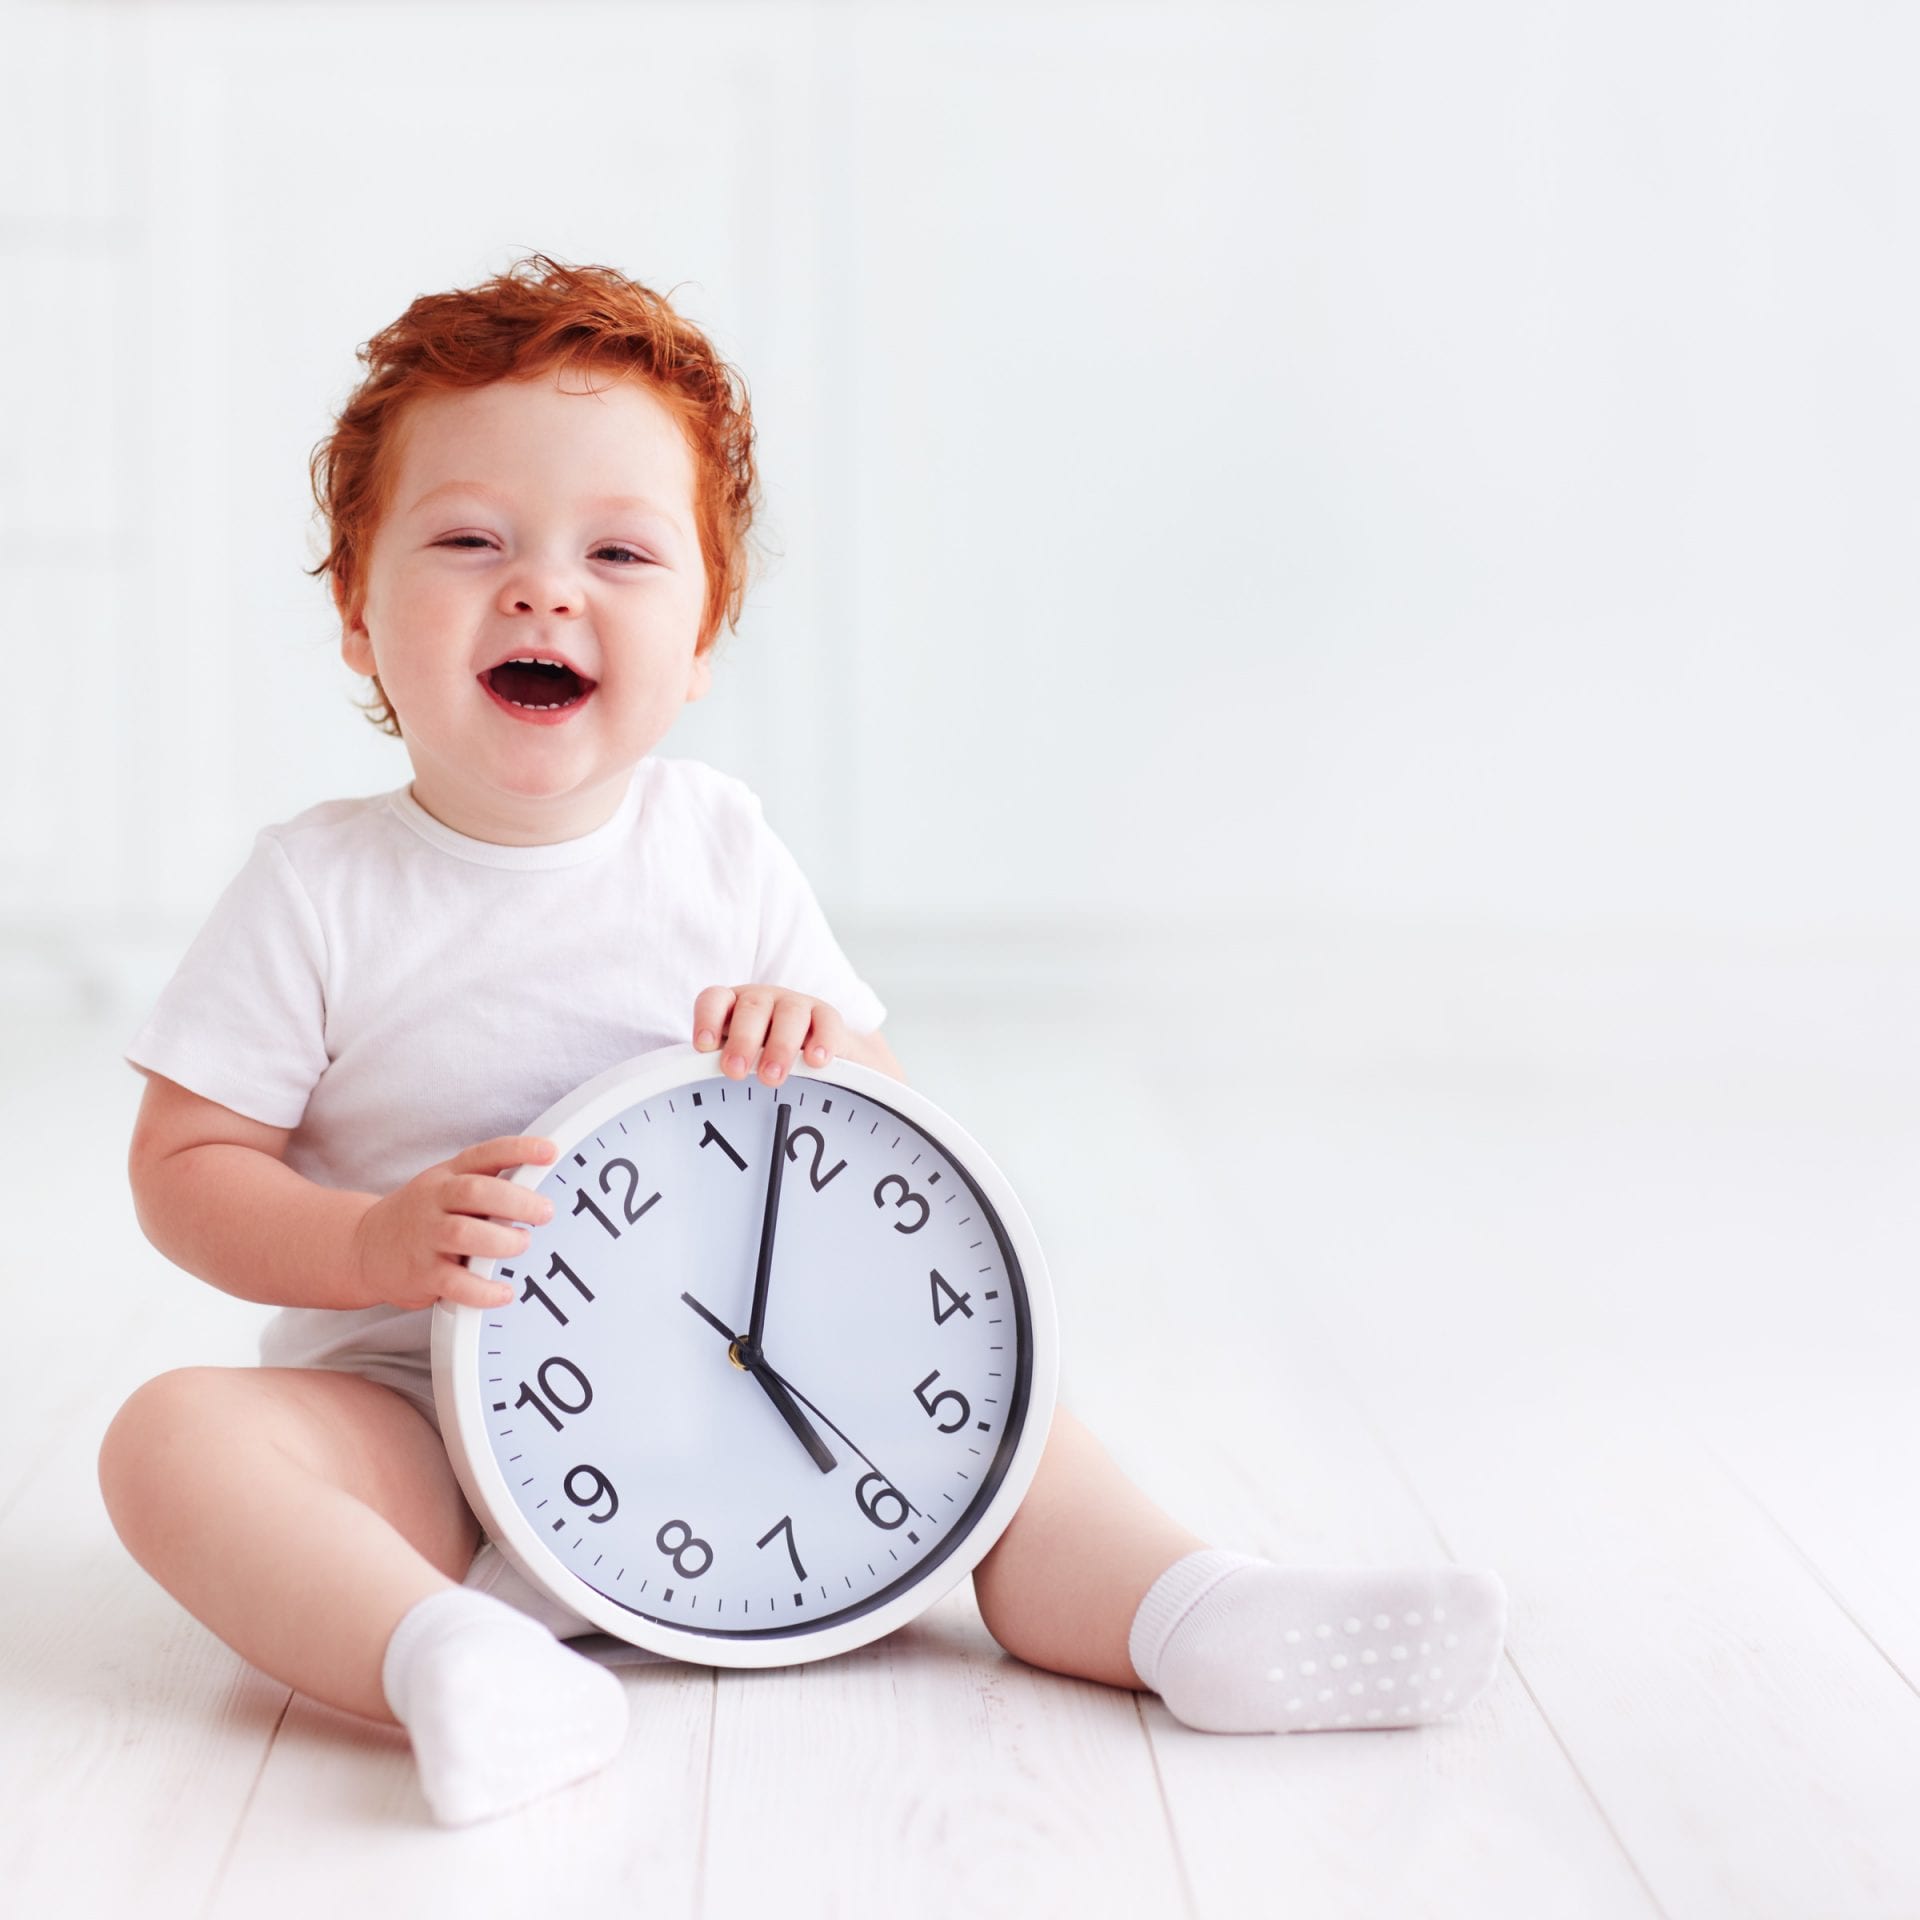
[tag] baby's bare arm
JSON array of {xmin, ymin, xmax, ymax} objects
[
  {"xmin": 132, "ymin": 1142, "xmax": 379, "ymax": 1311},
  {"xmin": 127, "ymin": 1070, "xmax": 544, "ymax": 1313}
]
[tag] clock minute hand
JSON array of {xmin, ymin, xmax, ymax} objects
[
  {"xmin": 745, "ymin": 1097, "xmax": 792, "ymax": 1357},
  {"xmin": 736, "ymin": 1099, "xmax": 836, "ymax": 1471}
]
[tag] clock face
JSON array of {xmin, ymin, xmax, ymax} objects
[{"xmin": 454, "ymin": 1060, "xmax": 1039, "ymax": 1650}]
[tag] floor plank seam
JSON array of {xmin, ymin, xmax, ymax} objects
[
  {"xmin": 692, "ymin": 1666, "xmax": 718, "ymax": 1920},
  {"xmin": 1692, "ymin": 1421, "xmax": 1920, "ymax": 1702},
  {"xmin": 1135, "ymin": 1693, "xmax": 1202, "ymax": 1920},
  {"xmin": 201, "ymin": 1686, "xmax": 295, "ymax": 1919},
  {"xmin": 1302, "ymin": 1303, "xmax": 1681, "ymax": 1917},
  {"xmin": 1289, "ymin": 1316, "xmax": 1680, "ymax": 1915},
  {"xmin": 1501, "ymin": 1646, "xmax": 1674, "ymax": 1920}
]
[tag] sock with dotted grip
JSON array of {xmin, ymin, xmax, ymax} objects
[{"xmin": 1128, "ymin": 1548, "xmax": 1508, "ymax": 1733}]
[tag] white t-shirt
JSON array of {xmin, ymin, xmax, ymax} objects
[{"xmin": 123, "ymin": 755, "xmax": 887, "ymax": 1378}]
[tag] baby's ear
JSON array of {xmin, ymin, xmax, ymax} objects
[
  {"xmin": 684, "ymin": 646, "xmax": 714, "ymax": 704},
  {"xmin": 339, "ymin": 599, "xmax": 374, "ymax": 673}
]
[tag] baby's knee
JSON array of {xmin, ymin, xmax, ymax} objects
[
  {"xmin": 970, "ymin": 1570, "xmax": 1016, "ymax": 1659},
  {"xmin": 97, "ymin": 1366, "xmax": 224, "ymax": 1513},
  {"xmin": 969, "ymin": 1556, "xmax": 1033, "ymax": 1663}
]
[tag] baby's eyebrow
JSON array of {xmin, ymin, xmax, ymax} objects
[{"xmin": 408, "ymin": 479, "xmax": 686, "ymax": 538}]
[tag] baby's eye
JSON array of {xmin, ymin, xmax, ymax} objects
[{"xmin": 435, "ymin": 536, "xmax": 648, "ymax": 565}]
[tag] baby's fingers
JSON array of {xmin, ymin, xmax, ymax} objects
[
  {"xmin": 438, "ymin": 1212, "xmax": 530, "ymax": 1307},
  {"xmin": 718, "ymin": 987, "xmax": 776, "ymax": 1078},
  {"xmin": 759, "ymin": 995, "xmax": 816, "ymax": 1085},
  {"xmin": 802, "ymin": 1003, "xmax": 848, "ymax": 1067},
  {"xmin": 693, "ymin": 985, "xmax": 737, "ymax": 1051},
  {"xmin": 452, "ymin": 1171, "xmax": 554, "ymax": 1226},
  {"xmin": 453, "ymin": 1135, "xmax": 557, "ymax": 1175},
  {"xmin": 443, "ymin": 1255, "xmax": 517, "ymax": 1311},
  {"xmin": 439, "ymin": 1207, "xmax": 533, "ymax": 1264}
]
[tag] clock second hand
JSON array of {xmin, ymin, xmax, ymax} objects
[{"xmin": 679, "ymin": 1290, "xmax": 926, "ymax": 1521}]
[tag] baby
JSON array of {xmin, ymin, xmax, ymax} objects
[{"xmin": 102, "ymin": 253, "xmax": 1509, "ymax": 1828}]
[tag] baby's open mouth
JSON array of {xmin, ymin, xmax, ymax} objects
[{"xmin": 481, "ymin": 658, "xmax": 596, "ymax": 710}]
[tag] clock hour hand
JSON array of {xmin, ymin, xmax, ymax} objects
[
  {"xmin": 749, "ymin": 1357, "xmax": 928, "ymax": 1524},
  {"xmin": 679, "ymin": 1290, "xmax": 838, "ymax": 1474},
  {"xmin": 744, "ymin": 1357, "xmax": 838, "ymax": 1475},
  {"xmin": 679, "ymin": 1292, "xmax": 930, "ymax": 1517}
]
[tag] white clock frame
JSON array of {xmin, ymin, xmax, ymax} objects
[{"xmin": 431, "ymin": 1040, "xmax": 1060, "ymax": 1670}]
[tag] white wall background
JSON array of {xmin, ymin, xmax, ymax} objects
[{"xmin": 3, "ymin": 0, "xmax": 1915, "ymax": 1076}]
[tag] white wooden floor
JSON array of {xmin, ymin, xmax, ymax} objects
[{"xmin": 3, "ymin": 990, "xmax": 1917, "ymax": 1919}]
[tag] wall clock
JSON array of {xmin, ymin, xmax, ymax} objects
[{"xmin": 432, "ymin": 1041, "xmax": 1059, "ymax": 1668}]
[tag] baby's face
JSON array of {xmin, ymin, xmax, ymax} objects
[{"xmin": 341, "ymin": 365, "xmax": 711, "ymax": 843}]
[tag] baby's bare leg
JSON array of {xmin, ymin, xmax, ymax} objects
[
  {"xmin": 972, "ymin": 1407, "xmax": 1512, "ymax": 1735},
  {"xmin": 970, "ymin": 1404, "xmax": 1209, "ymax": 1690},
  {"xmin": 98, "ymin": 1366, "xmax": 481, "ymax": 1724}
]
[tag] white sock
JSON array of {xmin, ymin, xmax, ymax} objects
[
  {"xmin": 1128, "ymin": 1549, "xmax": 1508, "ymax": 1734},
  {"xmin": 380, "ymin": 1585, "xmax": 630, "ymax": 1826}
]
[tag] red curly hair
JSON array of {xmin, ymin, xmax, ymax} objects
[{"xmin": 306, "ymin": 252, "xmax": 760, "ymax": 739}]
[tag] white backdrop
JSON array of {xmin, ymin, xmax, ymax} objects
[{"xmin": 3, "ymin": 0, "xmax": 1914, "ymax": 1073}]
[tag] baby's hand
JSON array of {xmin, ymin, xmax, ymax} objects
[
  {"xmin": 351, "ymin": 1135, "xmax": 558, "ymax": 1312},
  {"xmin": 692, "ymin": 984, "xmax": 844, "ymax": 1087}
]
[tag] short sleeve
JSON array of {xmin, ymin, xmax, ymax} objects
[
  {"xmin": 122, "ymin": 832, "xmax": 331, "ymax": 1130},
  {"xmin": 748, "ymin": 798, "xmax": 888, "ymax": 1037}
]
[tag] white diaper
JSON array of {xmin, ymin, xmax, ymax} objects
[{"xmin": 461, "ymin": 1540, "xmax": 670, "ymax": 1667}]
